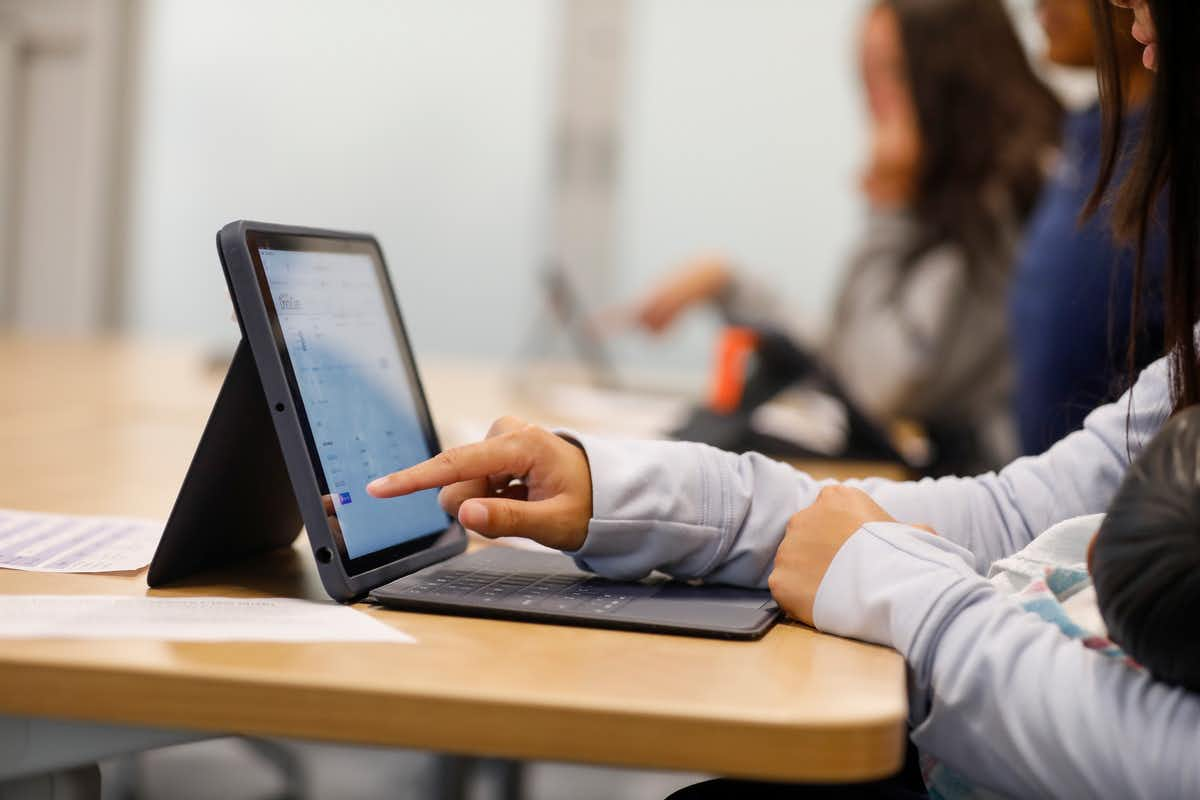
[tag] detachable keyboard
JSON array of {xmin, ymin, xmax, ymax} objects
[{"xmin": 369, "ymin": 546, "xmax": 780, "ymax": 640}]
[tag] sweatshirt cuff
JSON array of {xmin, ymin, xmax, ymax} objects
[
  {"xmin": 813, "ymin": 523, "xmax": 989, "ymax": 725},
  {"xmin": 813, "ymin": 522, "xmax": 983, "ymax": 657},
  {"xmin": 554, "ymin": 430, "xmax": 730, "ymax": 580}
]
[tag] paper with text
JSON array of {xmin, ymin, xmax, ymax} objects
[
  {"xmin": 0, "ymin": 509, "xmax": 162, "ymax": 573},
  {"xmin": 0, "ymin": 596, "xmax": 415, "ymax": 643}
]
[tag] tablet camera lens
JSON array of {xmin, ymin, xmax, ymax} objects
[
  {"xmin": 274, "ymin": 402, "xmax": 285, "ymax": 412},
  {"xmin": 315, "ymin": 546, "xmax": 333, "ymax": 564}
]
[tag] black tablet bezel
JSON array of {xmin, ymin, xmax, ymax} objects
[{"xmin": 243, "ymin": 229, "xmax": 452, "ymax": 576}]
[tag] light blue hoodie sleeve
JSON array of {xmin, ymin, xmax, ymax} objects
[
  {"xmin": 566, "ymin": 355, "xmax": 1170, "ymax": 583},
  {"xmin": 813, "ymin": 522, "xmax": 1200, "ymax": 799},
  {"xmin": 561, "ymin": 355, "xmax": 1188, "ymax": 796}
]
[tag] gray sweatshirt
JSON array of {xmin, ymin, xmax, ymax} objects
[
  {"xmin": 718, "ymin": 211, "xmax": 1017, "ymax": 469},
  {"xmin": 564, "ymin": 352, "xmax": 1197, "ymax": 799}
]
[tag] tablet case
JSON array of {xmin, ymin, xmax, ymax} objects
[
  {"xmin": 149, "ymin": 222, "xmax": 466, "ymax": 600},
  {"xmin": 147, "ymin": 339, "xmax": 302, "ymax": 587}
]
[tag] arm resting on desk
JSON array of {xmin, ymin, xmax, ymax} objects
[
  {"xmin": 565, "ymin": 356, "xmax": 1186, "ymax": 797},
  {"xmin": 566, "ymin": 353, "xmax": 1170, "ymax": 583},
  {"xmin": 813, "ymin": 523, "xmax": 1200, "ymax": 799}
]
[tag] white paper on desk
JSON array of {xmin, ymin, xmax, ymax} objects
[
  {"xmin": 0, "ymin": 596, "xmax": 415, "ymax": 643},
  {"xmin": 0, "ymin": 509, "xmax": 162, "ymax": 573}
]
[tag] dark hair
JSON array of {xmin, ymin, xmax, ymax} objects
[
  {"xmin": 1093, "ymin": 406, "xmax": 1200, "ymax": 692},
  {"xmin": 1089, "ymin": 0, "xmax": 1200, "ymax": 415},
  {"xmin": 1088, "ymin": 0, "xmax": 1200, "ymax": 693},
  {"xmin": 885, "ymin": 0, "xmax": 1063, "ymax": 271}
]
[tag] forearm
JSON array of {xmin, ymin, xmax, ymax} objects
[
  {"xmin": 815, "ymin": 524, "xmax": 1200, "ymax": 799},
  {"xmin": 852, "ymin": 354, "xmax": 1169, "ymax": 566},
  {"xmin": 567, "ymin": 433, "xmax": 1018, "ymax": 586},
  {"xmin": 567, "ymin": 436, "xmax": 818, "ymax": 587},
  {"xmin": 567, "ymin": 351, "xmax": 1168, "ymax": 585},
  {"xmin": 569, "ymin": 431, "xmax": 1113, "ymax": 586}
]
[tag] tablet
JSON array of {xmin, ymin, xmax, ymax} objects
[
  {"xmin": 152, "ymin": 220, "xmax": 778, "ymax": 638},
  {"xmin": 219, "ymin": 221, "xmax": 467, "ymax": 601}
]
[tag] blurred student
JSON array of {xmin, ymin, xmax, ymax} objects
[
  {"xmin": 1010, "ymin": 0, "xmax": 1165, "ymax": 455},
  {"xmin": 632, "ymin": 0, "xmax": 1062, "ymax": 473}
]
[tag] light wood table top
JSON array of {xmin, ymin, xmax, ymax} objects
[{"xmin": 0, "ymin": 336, "xmax": 908, "ymax": 783}]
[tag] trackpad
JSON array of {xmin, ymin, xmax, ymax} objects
[
  {"xmin": 651, "ymin": 582, "xmax": 775, "ymax": 608},
  {"xmin": 632, "ymin": 584, "xmax": 778, "ymax": 627}
]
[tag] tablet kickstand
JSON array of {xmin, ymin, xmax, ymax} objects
[{"xmin": 147, "ymin": 339, "xmax": 303, "ymax": 587}]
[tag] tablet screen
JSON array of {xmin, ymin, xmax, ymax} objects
[{"xmin": 254, "ymin": 239, "xmax": 449, "ymax": 571}]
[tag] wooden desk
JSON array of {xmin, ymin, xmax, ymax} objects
[{"xmin": 0, "ymin": 337, "xmax": 907, "ymax": 783}]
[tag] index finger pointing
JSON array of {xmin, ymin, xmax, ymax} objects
[{"xmin": 366, "ymin": 434, "xmax": 533, "ymax": 499}]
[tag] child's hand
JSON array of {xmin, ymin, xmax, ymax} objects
[
  {"xmin": 367, "ymin": 417, "xmax": 593, "ymax": 551},
  {"xmin": 769, "ymin": 486, "xmax": 898, "ymax": 625}
]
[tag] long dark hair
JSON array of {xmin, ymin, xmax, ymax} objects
[
  {"xmin": 1089, "ymin": 0, "xmax": 1200, "ymax": 414},
  {"xmin": 886, "ymin": 0, "xmax": 1063, "ymax": 271}
]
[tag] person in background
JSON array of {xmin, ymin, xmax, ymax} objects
[
  {"xmin": 631, "ymin": 0, "xmax": 1062, "ymax": 474},
  {"xmin": 1010, "ymin": 0, "xmax": 1165, "ymax": 455},
  {"xmin": 368, "ymin": 0, "xmax": 1200, "ymax": 796}
]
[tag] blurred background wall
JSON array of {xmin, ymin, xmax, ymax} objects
[
  {"xmin": 611, "ymin": 0, "xmax": 867, "ymax": 372},
  {"xmin": 124, "ymin": 0, "xmax": 557, "ymax": 362},
  {"xmin": 1, "ymin": 0, "xmax": 1062, "ymax": 373}
]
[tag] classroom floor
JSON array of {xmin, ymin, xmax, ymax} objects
[{"xmin": 99, "ymin": 738, "xmax": 704, "ymax": 800}]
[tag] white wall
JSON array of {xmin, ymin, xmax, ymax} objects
[
  {"xmin": 125, "ymin": 0, "xmax": 557, "ymax": 359},
  {"xmin": 611, "ymin": 0, "xmax": 872, "ymax": 372},
  {"xmin": 123, "ymin": 0, "xmax": 884, "ymax": 371}
]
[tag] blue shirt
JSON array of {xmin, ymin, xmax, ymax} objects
[{"xmin": 1009, "ymin": 103, "xmax": 1165, "ymax": 456}]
